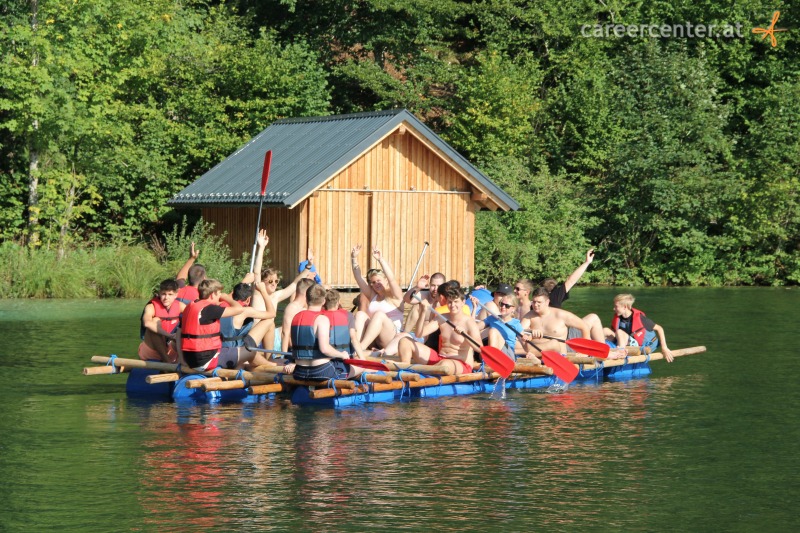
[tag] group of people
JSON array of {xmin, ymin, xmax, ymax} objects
[{"xmin": 138, "ymin": 235, "xmax": 675, "ymax": 382}]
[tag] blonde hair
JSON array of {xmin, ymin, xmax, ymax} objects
[
  {"xmin": 614, "ymin": 293, "xmax": 635, "ymax": 307},
  {"xmin": 261, "ymin": 268, "xmax": 280, "ymax": 280},
  {"xmin": 515, "ymin": 278, "xmax": 534, "ymax": 292},
  {"xmin": 500, "ymin": 294, "xmax": 519, "ymax": 307},
  {"xmin": 198, "ymin": 279, "xmax": 224, "ymax": 300}
]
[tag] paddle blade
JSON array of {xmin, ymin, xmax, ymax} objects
[
  {"xmin": 480, "ymin": 346, "xmax": 515, "ymax": 378},
  {"xmin": 566, "ymin": 338, "xmax": 610, "ymax": 359},
  {"xmin": 343, "ymin": 359, "xmax": 390, "ymax": 371},
  {"xmin": 541, "ymin": 351, "xmax": 579, "ymax": 384},
  {"xmin": 260, "ymin": 150, "xmax": 272, "ymax": 195}
]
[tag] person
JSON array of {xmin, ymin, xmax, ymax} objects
[
  {"xmin": 280, "ymin": 277, "xmax": 316, "ymax": 352},
  {"xmin": 350, "ymin": 244, "xmax": 405, "ymax": 350},
  {"xmin": 402, "ymin": 273, "xmax": 445, "ymax": 335},
  {"xmin": 397, "ymin": 285, "xmax": 479, "ymax": 376},
  {"xmin": 220, "ymin": 281, "xmax": 278, "ymax": 357},
  {"xmin": 175, "ymin": 242, "xmax": 205, "ymax": 304},
  {"xmin": 476, "ymin": 283, "xmax": 513, "ymax": 341},
  {"xmin": 603, "ymin": 294, "xmax": 675, "ymax": 362},
  {"xmin": 250, "ymin": 230, "xmax": 316, "ymax": 351},
  {"xmin": 322, "ymin": 289, "xmax": 367, "ymax": 360},
  {"xmin": 283, "ymin": 284, "xmax": 370, "ymax": 380},
  {"xmin": 513, "ymin": 278, "xmax": 534, "ymax": 320},
  {"xmin": 176, "ymin": 279, "xmax": 269, "ymax": 371},
  {"xmin": 540, "ymin": 248, "xmax": 605, "ymax": 343},
  {"xmin": 521, "ymin": 287, "xmax": 591, "ymax": 356},
  {"xmin": 470, "ymin": 293, "xmax": 531, "ymax": 364},
  {"xmin": 139, "ymin": 279, "xmax": 185, "ymax": 364}
]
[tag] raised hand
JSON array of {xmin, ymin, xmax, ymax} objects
[
  {"xmin": 469, "ymin": 295, "xmax": 480, "ymax": 308},
  {"xmin": 190, "ymin": 241, "xmax": 199, "ymax": 259},
  {"xmin": 586, "ymin": 248, "xmax": 595, "ymax": 264},
  {"xmin": 416, "ymin": 274, "xmax": 430, "ymax": 290},
  {"xmin": 241, "ymin": 272, "xmax": 255, "ymax": 284},
  {"xmin": 257, "ymin": 229, "xmax": 269, "ymax": 248},
  {"xmin": 255, "ymin": 281, "xmax": 267, "ymax": 293},
  {"xmin": 474, "ymin": 285, "xmax": 486, "ymax": 291},
  {"xmin": 371, "ymin": 246, "xmax": 383, "ymax": 262},
  {"xmin": 307, "ymin": 247, "xmax": 315, "ymax": 263},
  {"xmin": 351, "ymin": 244, "xmax": 363, "ymax": 258}
]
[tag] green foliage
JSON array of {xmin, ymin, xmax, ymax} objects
[
  {"xmin": 164, "ymin": 217, "xmax": 253, "ymax": 292},
  {"xmin": 474, "ymin": 157, "xmax": 598, "ymax": 286},
  {"xmin": 2, "ymin": 0, "xmax": 800, "ymax": 288}
]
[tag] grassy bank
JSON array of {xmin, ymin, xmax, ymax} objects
[{"xmin": 0, "ymin": 219, "xmax": 251, "ymax": 299}]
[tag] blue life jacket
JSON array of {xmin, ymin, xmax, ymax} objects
[
  {"xmin": 322, "ymin": 308, "xmax": 351, "ymax": 355},
  {"xmin": 220, "ymin": 316, "xmax": 254, "ymax": 348},
  {"xmin": 291, "ymin": 310, "xmax": 321, "ymax": 360}
]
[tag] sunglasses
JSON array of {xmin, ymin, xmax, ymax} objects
[
  {"xmin": 514, "ymin": 286, "xmax": 527, "ymax": 292},
  {"xmin": 499, "ymin": 302, "xmax": 515, "ymax": 309}
]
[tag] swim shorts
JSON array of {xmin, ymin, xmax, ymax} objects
[
  {"xmin": 138, "ymin": 341, "xmax": 178, "ymax": 364},
  {"xmin": 190, "ymin": 347, "xmax": 242, "ymax": 371},
  {"xmin": 427, "ymin": 350, "xmax": 473, "ymax": 375},
  {"xmin": 293, "ymin": 361, "xmax": 351, "ymax": 380}
]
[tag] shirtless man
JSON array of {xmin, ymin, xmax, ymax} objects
[
  {"xmin": 521, "ymin": 287, "xmax": 591, "ymax": 356},
  {"xmin": 250, "ymin": 230, "xmax": 315, "ymax": 350},
  {"xmin": 541, "ymin": 249, "xmax": 605, "ymax": 342},
  {"xmin": 402, "ymin": 272, "xmax": 445, "ymax": 335},
  {"xmin": 397, "ymin": 285, "xmax": 479, "ymax": 376},
  {"xmin": 280, "ymin": 278, "xmax": 316, "ymax": 353},
  {"xmin": 513, "ymin": 279, "xmax": 534, "ymax": 321}
]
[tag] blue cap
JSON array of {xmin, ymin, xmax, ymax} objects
[{"xmin": 298, "ymin": 261, "xmax": 322, "ymax": 284}]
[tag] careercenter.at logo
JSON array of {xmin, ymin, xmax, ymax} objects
[{"xmin": 752, "ymin": 11, "xmax": 787, "ymax": 47}]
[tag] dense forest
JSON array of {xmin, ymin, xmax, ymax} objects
[{"xmin": 1, "ymin": 0, "xmax": 799, "ymax": 289}]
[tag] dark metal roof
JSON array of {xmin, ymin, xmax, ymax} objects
[{"xmin": 168, "ymin": 109, "xmax": 519, "ymax": 211}]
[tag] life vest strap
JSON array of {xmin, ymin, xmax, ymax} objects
[{"xmin": 182, "ymin": 332, "xmax": 222, "ymax": 339}]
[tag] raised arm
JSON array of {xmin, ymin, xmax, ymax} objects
[
  {"xmin": 176, "ymin": 242, "xmax": 199, "ymax": 282},
  {"xmin": 372, "ymin": 246, "xmax": 404, "ymax": 302},
  {"xmin": 244, "ymin": 282, "xmax": 276, "ymax": 320},
  {"xmin": 564, "ymin": 248, "xmax": 594, "ymax": 292},
  {"xmin": 351, "ymin": 244, "xmax": 373, "ymax": 297},
  {"xmin": 273, "ymin": 270, "xmax": 314, "ymax": 304},
  {"xmin": 252, "ymin": 230, "xmax": 269, "ymax": 281},
  {"xmin": 219, "ymin": 294, "xmax": 245, "ymax": 318},
  {"xmin": 403, "ymin": 275, "xmax": 430, "ymax": 305},
  {"xmin": 414, "ymin": 300, "xmax": 440, "ymax": 338}
]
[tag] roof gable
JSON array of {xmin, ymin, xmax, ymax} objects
[{"xmin": 168, "ymin": 109, "xmax": 519, "ymax": 211}]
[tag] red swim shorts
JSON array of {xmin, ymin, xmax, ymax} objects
[{"xmin": 427, "ymin": 350, "xmax": 473, "ymax": 375}]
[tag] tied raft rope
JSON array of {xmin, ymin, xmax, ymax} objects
[
  {"xmin": 383, "ymin": 360, "xmax": 417, "ymax": 400},
  {"xmin": 106, "ymin": 354, "xmax": 119, "ymax": 374}
]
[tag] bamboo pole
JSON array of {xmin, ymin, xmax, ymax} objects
[
  {"xmin": 83, "ymin": 365, "xmax": 131, "ymax": 376},
  {"xmin": 145, "ymin": 373, "xmax": 181, "ymax": 384},
  {"xmin": 580, "ymin": 346, "xmax": 706, "ymax": 370}
]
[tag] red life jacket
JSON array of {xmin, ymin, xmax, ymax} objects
[
  {"xmin": 219, "ymin": 300, "xmax": 247, "ymax": 308},
  {"xmin": 176, "ymin": 285, "xmax": 199, "ymax": 304},
  {"xmin": 139, "ymin": 298, "xmax": 181, "ymax": 340},
  {"xmin": 322, "ymin": 309, "xmax": 351, "ymax": 352},
  {"xmin": 611, "ymin": 307, "xmax": 648, "ymax": 346},
  {"xmin": 181, "ymin": 299, "xmax": 222, "ymax": 352},
  {"xmin": 291, "ymin": 310, "xmax": 321, "ymax": 360}
]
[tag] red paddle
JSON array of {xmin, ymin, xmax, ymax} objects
[
  {"xmin": 542, "ymin": 352, "xmax": 579, "ymax": 383},
  {"xmin": 343, "ymin": 359, "xmax": 390, "ymax": 371},
  {"xmin": 249, "ymin": 150, "xmax": 272, "ymax": 272}
]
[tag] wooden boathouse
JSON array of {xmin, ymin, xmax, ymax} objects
[{"xmin": 168, "ymin": 109, "xmax": 519, "ymax": 288}]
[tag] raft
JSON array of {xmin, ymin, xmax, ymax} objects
[{"xmin": 84, "ymin": 346, "xmax": 705, "ymax": 406}]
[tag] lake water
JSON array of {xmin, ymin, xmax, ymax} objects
[{"xmin": 1, "ymin": 288, "xmax": 798, "ymax": 532}]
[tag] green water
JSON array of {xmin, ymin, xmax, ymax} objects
[{"xmin": 0, "ymin": 288, "xmax": 798, "ymax": 532}]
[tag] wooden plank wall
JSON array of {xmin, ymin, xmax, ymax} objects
[
  {"xmin": 309, "ymin": 131, "xmax": 475, "ymax": 287},
  {"xmin": 201, "ymin": 207, "xmax": 301, "ymax": 285}
]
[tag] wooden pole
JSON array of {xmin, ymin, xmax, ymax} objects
[
  {"xmin": 83, "ymin": 365, "xmax": 130, "ymax": 376},
  {"xmin": 185, "ymin": 377, "xmax": 224, "ymax": 389},
  {"xmin": 308, "ymin": 370, "xmax": 495, "ymax": 399},
  {"xmin": 363, "ymin": 357, "xmax": 454, "ymax": 375},
  {"xmin": 580, "ymin": 346, "xmax": 706, "ymax": 370},
  {"xmin": 145, "ymin": 373, "xmax": 181, "ymax": 384},
  {"xmin": 247, "ymin": 383, "xmax": 290, "ymax": 395},
  {"xmin": 90, "ymin": 356, "xmax": 289, "ymax": 383},
  {"xmin": 386, "ymin": 371, "xmax": 420, "ymax": 382},
  {"xmin": 202, "ymin": 380, "xmax": 271, "ymax": 392},
  {"xmin": 472, "ymin": 360, "xmax": 553, "ymax": 376}
]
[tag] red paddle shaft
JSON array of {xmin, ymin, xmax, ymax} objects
[{"xmin": 249, "ymin": 150, "xmax": 272, "ymax": 272}]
